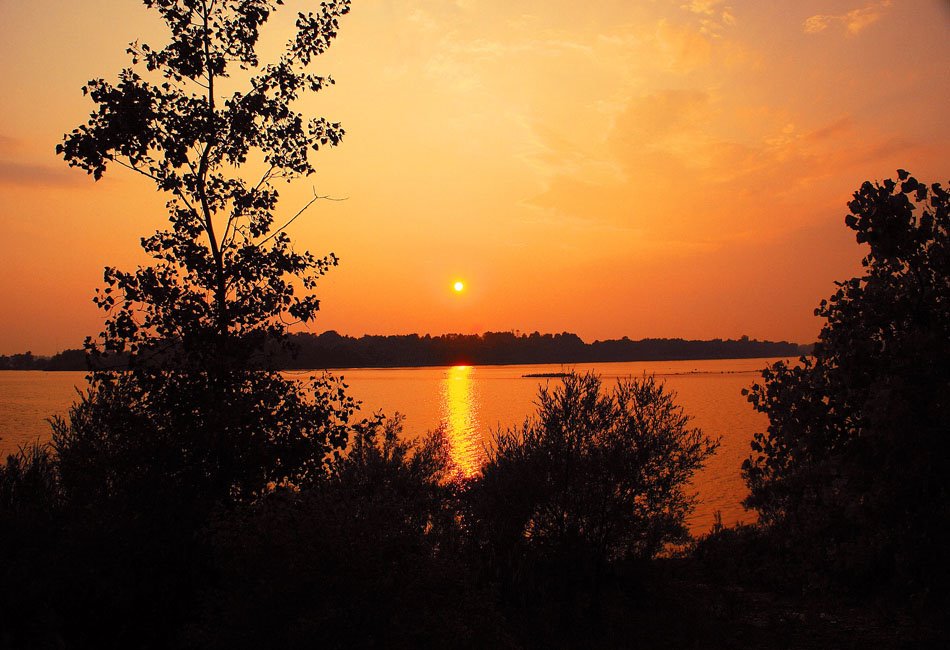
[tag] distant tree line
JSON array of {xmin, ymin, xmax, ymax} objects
[
  {"xmin": 1, "ymin": 332, "xmax": 806, "ymax": 371},
  {"xmin": 0, "ymin": 349, "xmax": 90, "ymax": 371}
]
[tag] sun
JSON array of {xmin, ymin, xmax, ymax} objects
[{"xmin": 453, "ymin": 281, "xmax": 465, "ymax": 292}]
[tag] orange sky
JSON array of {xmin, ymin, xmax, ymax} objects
[{"xmin": 0, "ymin": 0, "xmax": 947, "ymax": 355}]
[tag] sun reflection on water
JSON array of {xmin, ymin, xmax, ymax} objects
[{"xmin": 440, "ymin": 365, "xmax": 485, "ymax": 478}]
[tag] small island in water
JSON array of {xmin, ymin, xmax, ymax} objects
[{"xmin": 522, "ymin": 372, "xmax": 572, "ymax": 378}]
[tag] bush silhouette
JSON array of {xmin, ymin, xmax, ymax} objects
[
  {"xmin": 463, "ymin": 372, "xmax": 718, "ymax": 637},
  {"xmin": 189, "ymin": 416, "xmax": 510, "ymax": 650},
  {"xmin": 743, "ymin": 171, "xmax": 950, "ymax": 596},
  {"xmin": 0, "ymin": 445, "xmax": 64, "ymax": 649}
]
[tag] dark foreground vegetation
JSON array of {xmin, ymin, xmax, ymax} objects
[
  {"xmin": 3, "ymin": 170, "xmax": 947, "ymax": 648},
  {"xmin": 0, "ymin": 0, "xmax": 946, "ymax": 646},
  {"xmin": 0, "ymin": 333, "xmax": 805, "ymax": 371},
  {"xmin": 2, "ymin": 373, "xmax": 722, "ymax": 649}
]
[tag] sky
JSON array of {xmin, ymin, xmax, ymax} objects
[{"xmin": 0, "ymin": 0, "xmax": 947, "ymax": 355}]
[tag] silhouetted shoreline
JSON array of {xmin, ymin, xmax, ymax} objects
[{"xmin": 0, "ymin": 331, "xmax": 809, "ymax": 371}]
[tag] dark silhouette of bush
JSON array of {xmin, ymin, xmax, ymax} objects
[
  {"xmin": 463, "ymin": 373, "xmax": 718, "ymax": 642},
  {"xmin": 742, "ymin": 171, "xmax": 950, "ymax": 597},
  {"xmin": 188, "ymin": 416, "xmax": 511, "ymax": 650},
  {"xmin": 52, "ymin": 370, "xmax": 355, "ymax": 520},
  {"xmin": 30, "ymin": 369, "xmax": 357, "ymax": 646},
  {"xmin": 0, "ymin": 445, "xmax": 65, "ymax": 649}
]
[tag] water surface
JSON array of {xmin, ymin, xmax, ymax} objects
[{"xmin": 0, "ymin": 358, "xmax": 781, "ymax": 534}]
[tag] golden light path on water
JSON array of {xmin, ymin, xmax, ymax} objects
[
  {"xmin": 440, "ymin": 365, "xmax": 485, "ymax": 478},
  {"xmin": 0, "ymin": 359, "xmax": 784, "ymax": 533}
]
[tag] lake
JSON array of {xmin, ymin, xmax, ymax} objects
[{"xmin": 0, "ymin": 358, "xmax": 781, "ymax": 534}]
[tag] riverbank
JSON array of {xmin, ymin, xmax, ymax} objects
[{"xmin": 0, "ymin": 331, "xmax": 810, "ymax": 371}]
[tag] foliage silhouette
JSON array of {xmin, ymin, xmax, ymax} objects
[
  {"xmin": 274, "ymin": 331, "xmax": 802, "ymax": 368},
  {"xmin": 25, "ymin": 1, "xmax": 357, "ymax": 645},
  {"xmin": 0, "ymin": 445, "xmax": 63, "ymax": 649},
  {"xmin": 58, "ymin": 0, "xmax": 351, "ymax": 368},
  {"xmin": 189, "ymin": 416, "xmax": 511, "ymax": 650},
  {"xmin": 463, "ymin": 372, "xmax": 718, "ymax": 642},
  {"xmin": 54, "ymin": 0, "xmax": 355, "ymax": 504},
  {"xmin": 742, "ymin": 171, "xmax": 950, "ymax": 596}
]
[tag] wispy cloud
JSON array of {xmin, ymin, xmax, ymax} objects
[
  {"xmin": 0, "ymin": 135, "xmax": 22, "ymax": 154},
  {"xmin": 680, "ymin": 0, "xmax": 736, "ymax": 37},
  {"xmin": 0, "ymin": 161, "xmax": 86, "ymax": 188},
  {"xmin": 803, "ymin": 1, "xmax": 892, "ymax": 36}
]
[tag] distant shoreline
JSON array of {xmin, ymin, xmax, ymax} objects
[{"xmin": 0, "ymin": 331, "xmax": 810, "ymax": 372}]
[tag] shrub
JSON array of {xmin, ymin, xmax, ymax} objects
[
  {"xmin": 464, "ymin": 372, "xmax": 718, "ymax": 609},
  {"xmin": 190, "ymin": 416, "xmax": 510, "ymax": 649},
  {"xmin": 0, "ymin": 445, "xmax": 64, "ymax": 649}
]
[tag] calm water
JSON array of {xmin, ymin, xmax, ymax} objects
[{"xmin": 0, "ymin": 358, "xmax": 782, "ymax": 534}]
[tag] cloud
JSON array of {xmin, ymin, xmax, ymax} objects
[
  {"xmin": 0, "ymin": 161, "xmax": 87, "ymax": 188},
  {"xmin": 803, "ymin": 1, "xmax": 892, "ymax": 36},
  {"xmin": 612, "ymin": 89, "xmax": 711, "ymax": 146},
  {"xmin": 650, "ymin": 19, "xmax": 715, "ymax": 72},
  {"xmin": 524, "ymin": 86, "xmax": 928, "ymax": 256},
  {"xmin": 680, "ymin": 0, "xmax": 737, "ymax": 37},
  {"xmin": 0, "ymin": 135, "xmax": 22, "ymax": 154},
  {"xmin": 804, "ymin": 116, "xmax": 856, "ymax": 142}
]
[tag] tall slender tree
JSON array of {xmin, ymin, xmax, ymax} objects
[
  {"xmin": 27, "ymin": 4, "xmax": 363, "ymax": 643},
  {"xmin": 59, "ymin": 0, "xmax": 351, "ymax": 368},
  {"xmin": 54, "ymin": 0, "xmax": 357, "ymax": 506}
]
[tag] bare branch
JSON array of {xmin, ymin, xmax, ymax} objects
[
  {"xmin": 257, "ymin": 188, "xmax": 348, "ymax": 247},
  {"xmin": 112, "ymin": 158, "xmax": 161, "ymax": 183}
]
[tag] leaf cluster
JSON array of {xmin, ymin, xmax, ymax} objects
[
  {"xmin": 52, "ymin": 369, "xmax": 357, "ymax": 512},
  {"xmin": 742, "ymin": 171, "xmax": 950, "ymax": 594},
  {"xmin": 56, "ymin": 0, "xmax": 352, "ymax": 366}
]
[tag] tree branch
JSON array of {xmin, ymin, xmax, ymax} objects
[
  {"xmin": 221, "ymin": 164, "xmax": 276, "ymax": 250},
  {"xmin": 257, "ymin": 188, "xmax": 347, "ymax": 247}
]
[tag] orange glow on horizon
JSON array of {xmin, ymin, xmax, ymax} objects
[{"xmin": 1, "ymin": 1, "xmax": 948, "ymax": 354}]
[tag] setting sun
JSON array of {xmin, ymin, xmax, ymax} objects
[{"xmin": 453, "ymin": 281, "xmax": 464, "ymax": 292}]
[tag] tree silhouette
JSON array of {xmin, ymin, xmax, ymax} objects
[
  {"xmin": 743, "ymin": 171, "xmax": 950, "ymax": 594},
  {"xmin": 30, "ymin": 2, "xmax": 360, "ymax": 644},
  {"xmin": 58, "ymin": 0, "xmax": 350, "ymax": 368},
  {"xmin": 54, "ymin": 0, "xmax": 356, "ymax": 504}
]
